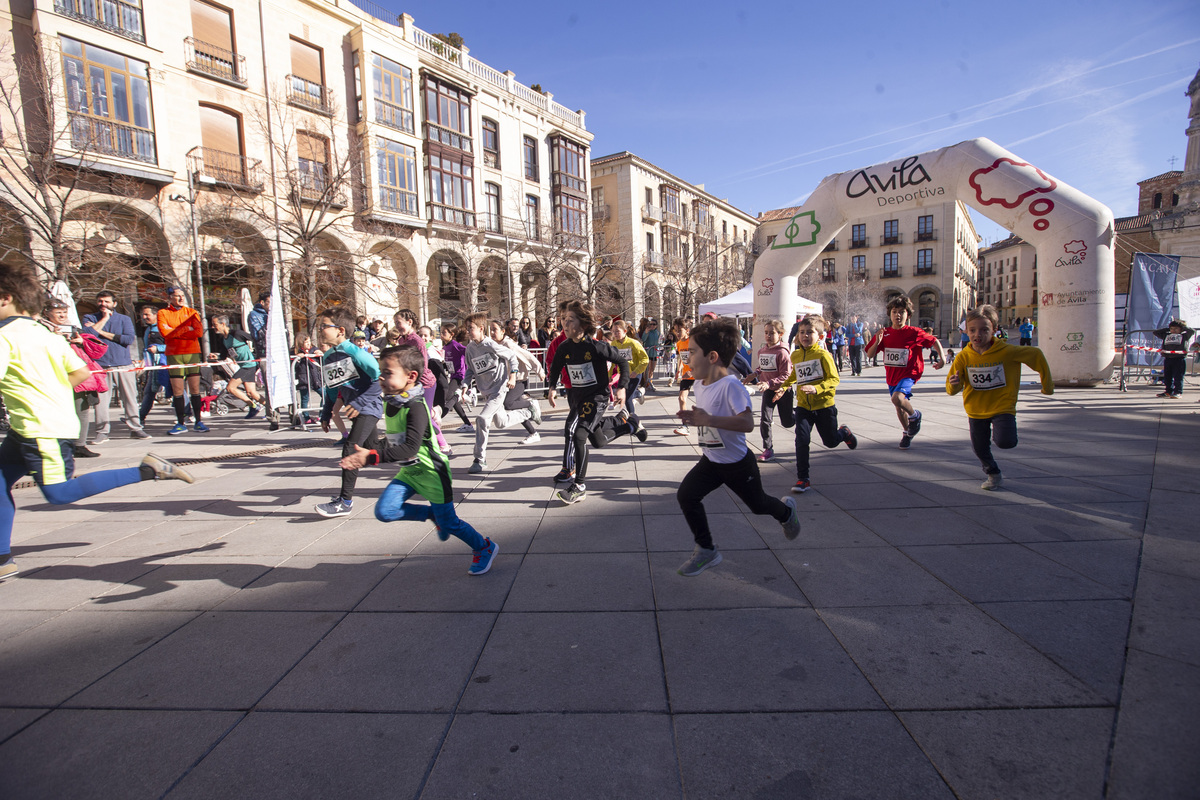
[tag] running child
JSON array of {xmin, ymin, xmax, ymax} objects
[
  {"xmin": 864, "ymin": 295, "xmax": 945, "ymax": 449},
  {"xmin": 0, "ymin": 265, "xmax": 192, "ymax": 581},
  {"xmin": 671, "ymin": 317, "xmax": 695, "ymax": 435},
  {"xmin": 746, "ymin": 318, "xmax": 794, "ymax": 462},
  {"xmin": 488, "ymin": 319, "xmax": 544, "ymax": 445},
  {"xmin": 609, "ymin": 318, "xmax": 649, "ymax": 436},
  {"xmin": 315, "ymin": 307, "xmax": 382, "ymax": 517},
  {"xmin": 464, "ymin": 313, "xmax": 535, "ymax": 474},
  {"xmin": 946, "ymin": 304, "xmax": 1053, "ymax": 490},
  {"xmin": 774, "ymin": 314, "xmax": 857, "ymax": 492},
  {"xmin": 546, "ymin": 301, "xmax": 633, "ymax": 504},
  {"xmin": 339, "ymin": 345, "xmax": 498, "ymax": 575},
  {"xmin": 439, "ymin": 323, "xmax": 473, "ymax": 431},
  {"xmin": 675, "ymin": 317, "xmax": 801, "ymax": 577}
]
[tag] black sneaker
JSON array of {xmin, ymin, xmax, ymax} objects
[
  {"xmin": 73, "ymin": 446, "xmax": 100, "ymax": 458},
  {"xmin": 839, "ymin": 425, "xmax": 857, "ymax": 450},
  {"xmin": 899, "ymin": 433, "xmax": 912, "ymax": 450},
  {"xmin": 635, "ymin": 424, "xmax": 648, "ymax": 443},
  {"xmin": 553, "ymin": 468, "xmax": 575, "ymax": 486},
  {"xmin": 907, "ymin": 410, "xmax": 922, "ymax": 437}
]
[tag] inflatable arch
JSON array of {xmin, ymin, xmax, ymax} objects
[{"xmin": 752, "ymin": 137, "xmax": 1115, "ymax": 385}]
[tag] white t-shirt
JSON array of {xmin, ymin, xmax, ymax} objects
[{"xmin": 691, "ymin": 374, "xmax": 751, "ymax": 464}]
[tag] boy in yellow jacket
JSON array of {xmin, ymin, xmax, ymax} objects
[
  {"xmin": 947, "ymin": 304, "xmax": 1053, "ymax": 491},
  {"xmin": 609, "ymin": 318, "xmax": 650, "ymax": 437},
  {"xmin": 773, "ymin": 314, "xmax": 857, "ymax": 493}
]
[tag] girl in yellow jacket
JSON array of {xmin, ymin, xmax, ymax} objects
[
  {"xmin": 773, "ymin": 314, "xmax": 857, "ymax": 493},
  {"xmin": 947, "ymin": 304, "xmax": 1053, "ymax": 491}
]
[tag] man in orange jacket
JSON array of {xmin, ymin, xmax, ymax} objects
[{"xmin": 157, "ymin": 287, "xmax": 208, "ymax": 435}]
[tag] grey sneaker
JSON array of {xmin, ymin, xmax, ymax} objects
[
  {"xmin": 678, "ymin": 545, "xmax": 722, "ymax": 577},
  {"xmin": 0, "ymin": 558, "xmax": 19, "ymax": 582},
  {"xmin": 981, "ymin": 473, "xmax": 1003, "ymax": 491},
  {"xmin": 557, "ymin": 483, "xmax": 586, "ymax": 504},
  {"xmin": 907, "ymin": 410, "xmax": 922, "ymax": 437},
  {"xmin": 528, "ymin": 400, "xmax": 542, "ymax": 424},
  {"xmin": 315, "ymin": 497, "xmax": 353, "ymax": 517},
  {"xmin": 140, "ymin": 453, "xmax": 194, "ymax": 483},
  {"xmin": 468, "ymin": 459, "xmax": 487, "ymax": 474},
  {"xmin": 781, "ymin": 496, "xmax": 802, "ymax": 540},
  {"xmin": 130, "ymin": 429, "xmax": 152, "ymax": 440}
]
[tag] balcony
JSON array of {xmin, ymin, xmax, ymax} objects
[
  {"xmin": 54, "ymin": 0, "xmax": 144, "ymax": 43},
  {"xmin": 848, "ymin": 238, "xmax": 870, "ymax": 250},
  {"xmin": 287, "ymin": 75, "xmax": 333, "ymax": 115},
  {"xmin": 188, "ymin": 147, "xmax": 263, "ymax": 192},
  {"xmin": 552, "ymin": 230, "xmax": 588, "ymax": 251},
  {"xmin": 914, "ymin": 263, "xmax": 937, "ymax": 276},
  {"xmin": 821, "ymin": 271, "xmax": 837, "ymax": 283},
  {"xmin": 483, "ymin": 149, "xmax": 499, "ymax": 168},
  {"xmin": 915, "ymin": 229, "xmax": 938, "ymax": 242},
  {"xmin": 68, "ymin": 113, "xmax": 156, "ymax": 164},
  {"xmin": 374, "ymin": 97, "xmax": 414, "ymax": 134},
  {"xmin": 645, "ymin": 251, "xmax": 664, "ymax": 268},
  {"xmin": 880, "ymin": 233, "xmax": 903, "ymax": 246},
  {"xmin": 185, "ymin": 38, "xmax": 248, "ymax": 88},
  {"xmin": 592, "ymin": 204, "xmax": 610, "ymax": 222},
  {"xmin": 849, "ymin": 269, "xmax": 869, "ymax": 282},
  {"xmin": 428, "ymin": 203, "xmax": 476, "ymax": 228},
  {"xmin": 480, "ymin": 213, "xmax": 547, "ymax": 241},
  {"xmin": 823, "ymin": 239, "xmax": 838, "ymax": 252},
  {"xmin": 695, "ymin": 222, "xmax": 715, "ymax": 240},
  {"xmin": 642, "ymin": 203, "xmax": 662, "ymax": 222},
  {"xmin": 294, "ymin": 172, "xmax": 346, "ymax": 207},
  {"xmin": 879, "ymin": 267, "xmax": 902, "ymax": 279},
  {"xmin": 424, "ymin": 121, "xmax": 472, "ymax": 153},
  {"xmin": 376, "ymin": 187, "xmax": 418, "ymax": 217},
  {"xmin": 663, "ymin": 211, "xmax": 682, "ymax": 229},
  {"xmin": 551, "ymin": 172, "xmax": 586, "ymax": 192}
]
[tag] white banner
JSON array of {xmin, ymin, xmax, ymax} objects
[
  {"xmin": 1179, "ymin": 276, "xmax": 1200, "ymax": 326},
  {"xmin": 263, "ymin": 266, "xmax": 294, "ymax": 410}
]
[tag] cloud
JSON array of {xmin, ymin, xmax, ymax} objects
[
  {"xmin": 1064, "ymin": 240, "xmax": 1087, "ymax": 255},
  {"xmin": 969, "ymin": 158, "xmax": 1057, "ymax": 208}
]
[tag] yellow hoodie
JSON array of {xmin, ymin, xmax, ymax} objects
[
  {"xmin": 946, "ymin": 339, "xmax": 1053, "ymax": 418},
  {"xmin": 610, "ymin": 334, "xmax": 649, "ymax": 376},
  {"xmin": 778, "ymin": 342, "xmax": 840, "ymax": 411}
]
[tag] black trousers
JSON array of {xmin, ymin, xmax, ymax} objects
[
  {"xmin": 340, "ymin": 413, "xmax": 379, "ymax": 500},
  {"xmin": 795, "ymin": 405, "xmax": 846, "ymax": 480},
  {"xmin": 1163, "ymin": 357, "xmax": 1185, "ymax": 395},
  {"xmin": 759, "ymin": 390, "xmax": 794, "ymax": 450},
  {"xmin": 562, "ymin": 394, "xmax": 627, "ymax": 485},
  {"xmin": 677, "ymin": 450, "xmax": 788, "ymax": 550},
  {"xmin": 969, "ymin": 414, "xmax": 1017, "ymax": 475},
  {"xmin": 848, "ymin": 345, "xmax": 862, "ymax": 375}
]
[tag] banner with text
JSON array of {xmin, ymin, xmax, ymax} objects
[{"xmin": 1125, "ymin": 253, "xmax": 1181, "ymax": 367}]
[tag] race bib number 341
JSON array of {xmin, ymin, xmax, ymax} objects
[{"xmin": 567, "ymin": 362, "xmax": 598, "ymax": 386}]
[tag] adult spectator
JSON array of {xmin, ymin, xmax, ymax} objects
[
  {"xmin": 45, "ymin": 300, "xmax": 107, "ymax": 458},
  {"xmin": 535, "ymin": 316, "xmax": 555, "ymax": 349},
  {"xmin": 506, "ymin": 318, "xmax": 525, "ymax": 347},
  {"xmin": 847, "ymin": 314, "xmax": 866, "ymax": 376},
  {"xmin": 517, "ymin": 317, "xmax": 534, "ymax": 347},
  {"xmin": 247, "ymin": 291, "xmax": 269, "ymax": 355},
  {"xmin": 137, "ymin": 305, "xmax": 172, "ymax": 425},
  {"xmin": 158, "ymin": 286, "xmax": 207, "ymax": 435},
  {"xmin": 1019, "ymin": 317, "xmax": 1035, "ymax": 346},
  {"xmin": 83, "ymin": 290, "xmax": 150, "ymax": 440}
]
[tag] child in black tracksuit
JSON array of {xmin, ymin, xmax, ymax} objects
[
  {"xmin": 546, "ymin": 300, "xmax": 632, "ymax": 505},
  {"xmin": 1154, "ymin": 319, "xmax": 1194, "ymax": 398}
]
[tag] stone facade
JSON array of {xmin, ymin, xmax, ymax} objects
[
  {"xmin": 0, "ymin": 0, "xmax": 593, "ymax": 331},
  {"xmin": 978, "ymin": 235, "xmax": 1037, "ymax": 327}
]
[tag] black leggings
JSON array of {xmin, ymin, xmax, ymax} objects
[
  {"xmin": 562, "ymin": 393, "xmax": 627, "ymax": 485},
  {"xmin": 677, "ymin": 450, "xmax": 788, "ymax": 550},
  {"xmin": 969, "ymin": 414, "xmax": 1017, "ymax": 475},
  {"xmin": 340, "ymin": 413, "xmax": 379, "ymax": 500},
  {"xmin": 759, "ymin": 390, "xmax": 794, "ymax": 450},
  {"xmin": 444, "ymin": 378, "xmax": 472, "ymax": 425},
  {"xmin": 795, "ymin": 405, "xmax": 847, "ymax": 480}
]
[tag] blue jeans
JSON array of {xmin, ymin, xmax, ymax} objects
[{"xmin": 374, "ymin": 479, "xmax": 486, "ymax": 551}]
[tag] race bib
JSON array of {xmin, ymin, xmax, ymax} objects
[
  {"xmin": 883, "ymin": 348, "xmax": 909, "ymax": 367},
  {"xmin": 696, "ymin": 425, "xmax": 723, "ymax": 449},
  {"xmin": 966, "ymin": 363, "xmax": 1006, "ymax": 390},
  {"xmin": 567, "ymin": 361, "xmax": 598, "ymax": 386},
  {"xmin": 1165, "ymin": 334, "xmax": 1183, "ymax": 346},
  {"xmin": 758, "ymin": 352, "xmax": 777, "ymax": 371},
  {"xmin": 385, "ymin": 430, "xmax": 407, "ymax": 447},
  {"xmin": 678, "ymin": 350, "xmax": 690, "ymax": 365},
  {"xmin": 617, "ymin": 348, "xmax": 632, "ymax": 362},
  {"xmin": 793, "ymin": 358, "xmax": 823, "ymax": 383},
  {"xmin": 471, "ymin": 354, "xmax": 496, "ymax": 375},
  {"xmin": 322, "ymin": 357, "xmax": 360, "ymax": 388}
]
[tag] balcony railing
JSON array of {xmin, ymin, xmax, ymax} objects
[
  {"xmin": 915, "ymin": 229, "xmax": 938, "ymax": 242},
  {"xmin": 914, "ymin": 263, "xmax": 937, "ymax": 276},
  {"xmin": 68, "ymin": 113, "xmax": 156, "ymax": 164},
  {"xmin": 477, "ymin": 213, "xmax": 551, "ymax": 242},
  {"xmin": 553, "ymin": 230, "xmax": 587, "ymax": 251},
  {"xmin": 823, "ymin": 239, "xmax": 838, "ymax": 252},
  {"xmin": 189, "ymin": 147, "xmax": 263, "ymax": 192},
  {"xmin": 848, "ymin": 238, "xmax": 870, "ymax": 249},
  {"xmin": 880, "ymin": 233, "xmax": 903, "ymax": 245},
  {"xmin": 663, "ymin": 211, "xmax": 682, "ymax": 228},
  {"xmin": 287, "ymin": 75, "xmax": 333, "ymax": 115},
  {"xmin": 880, "ymin": 267, "xmax": 902, "ymax": 279},
  {"xmin": 374, "ymin": 97, "xmax": 414, "ymax": 134},
  {"xmin": 695, "ymin": 223, "xmax": 715, "ymax": 240},
  {"xmin": 849, "ymin": 269, "xmax": 869, "ymax": 281},
  {"xmin": 424, "ymin": 121, "xmax": 472, "ymax": 153},
  {"xmin": 427, "ymin": 202, "xmax": 476, "ymax": 228},
  {"xmin": 185, "ymin": 38, "xmax": 248, "ymax": 88},
  {"xmin": 645, "ymin": 251, "xmax": 664, "ymax": 268},
  {"xmin": 294, "ymin": 172, "xmax": 346, "ymax": 207},
  {"xmin": 642, "ymin": 203, "xmax": 662, "ymax": 222},
  {"xmin": 821, "ymin": 271, "xmax": 837, "ymax": 283},
  {"xmin": 483, "ymin": 149, "xmax": 499, "ymax": 168},
  {"xmin": 377, "ymin": 187, "xmax": 418, "ymax": 216},
  {"xmin": 54, "ymin": 0, "xmax": 144, "ymax": 43},
  {"xmin": 592, "ymin": 204, "xmax": 610, "ymax": 222}
]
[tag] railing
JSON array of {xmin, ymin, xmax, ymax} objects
[
  {"xmin": 551, "ymin": 172, "xmax": 586, "ymax": 192},
  {"xmin": 823, "ymin": 239, "xmax": 838, "ymax": 252},
  {"xmin": 287, "ymin": 75, "xmax": 333, "ymax": 115},
  {"xmin": 476, "ymin": 213, "xmax": 552, "ymax": 242},
  {"xmin": 849, "ymin": 269, "xmax": 869, "ymax": 281},
  {"xmin": 185, "ymin": 38, "xmax": 248, "ymax": 88},
  {"xmin": 645, "ymin": 251, "xmax": 663, "ymax": 268},
  {"xmin": 68, "ymin": 113, "xmax": 156, "ymax": 164},
  {"xmin": 642, "ymin": 203, "xmax": 662, "ymax": 222},
  {"xmin": 849, "ymin": 238, "xmax": 870, "ymax": 249},
  {"xmin": 880, "ymin": 233, "xmax": 903, "ymax": 245},
  {"xmin": 915, "ymin": 229, "xmax": 938, "ymax": 242},
  {"xmin": 695, "ymin": 223, "xmax": 715, "ymax": 240},
  {"xmin": 427, "ymin": 202, "xmax": 475, "ymax": 228},
  {"xmin": 295, "ymin": 173, "xmax": 346, "ymax": 207},
  {"xmin": 553, "ymin": 230, "xmax": 587, "ymax": 251},
  {"xmin": 549, "ymin": 101, "xmax": 582, "ymax": 128},
  {"xmin": 189, "ymin": 147, "xmax": 263, "ymax": 191},
  {"xmin": 376, "ymin": 187, "xmax": 418, "ymax": 216},
  {"xmin": 592, "ymin": 204, "xmax": 610, "ymax": 222},
  {"xmin": 879, "ymin": 267, "xmax": 902, "ymax": 279},
  {"xmin": 54, "ymin": 0, "xmax": 144, "ymax": 43},
  {"xmin": 663, "ymin": 211, "xmax": 682, "ymax": 228},
  {"xmin": 483, "ymin": 149, "xmax": 499, "ymax": 168},
  {"xmin": 409, "ymin": 27, "xmax": 463, "ymax": 67},
  {"xmin": 821, "ymin": 271, "xmax": 837, "ymax": 283},
  {"xmin": 424, "ymin": 121, "xmax": 472, "ymax": 153},
  {"xmin": 374, "ymin": 97, "xmax": 414, "ymax": 133},
  {"xmin": 914, "ymin": 263, "xmax": 937, "ymax": 276}
]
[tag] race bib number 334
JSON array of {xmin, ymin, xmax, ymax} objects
[{"xmin": 966, "ymin": 363, "xmax": 1006, "ymax": 390}]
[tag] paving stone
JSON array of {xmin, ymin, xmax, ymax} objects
[
  {"xmin": 529, "ymin": 512, "xmax": 644, "ymax": 553},
  {"xmin": 674, "ymin": 711, "xmax": 954, "ymax": 800},
  {"xmin": 1026, "ymin": 539, "xmax": 1143, "ymax": 596},
  {"xmin": 357, "ymin": 554, "xmax": 519, "ymax": 612},
  {"xmin": 0, "ymin": 609, "xmax": 57, "ymax": 641},
  {"xmin": 659, "ymin": 608, "xmax": 884, "ymax": 712},
  {"xmin": 650, "ymin": 550, "xmax": 808, "ymax": 609},
  {"xmin": 1126, "ymin": 568, "xmax": 1200, "ymax": 667},
  {"xmin": 899, "ymin": 708, "xmax": 1113, "ymax": 800},
  {"xmin": 0, "ymin": 709, "xmax": 239, "ymax": 800},
  {"xmin": 820, "ymin": 605, "xmax": 1104, "ymax": 709},
  {"xmin": 423, "ymin": 712, "xmax": 680, "ymax": 799},
  {"xmin": 75, "ymin": 557, "xmax": 274, "ymax": 611},
  {"xmin": 459, "ymin": 612, "xmax": 666, "ymax": 712},
  {"xmin": 953, "ymin": 500, "xmax": 1146, "ymax": 542},
  {"xmin": 0, "ymin": 707, "xmax": 48, "ymax": 744},
  {"xmin": 644, "ymin": 512, "xmax": 768, "ymax": 552},
  {"xmin": 851, "ymin": 507, "xmax": 1008, "ymax": 546},
  {"xmin": 0, "ymin": 557, "xmax": 176, "ymax": 611},
  {"xmin": 899, "ymin": 543, "xmax": 1123, "ymax": 602},
  {"xmin": 503, "ymin": 552, "xmax": 653, "ymax": 611},
  {"xmin": 777, "ymin": 547, "xmax": 965, "ymax": 607},
  {"xmin": 817, "ymin": 479, "xmax": 942, "ymax": 511},
  {"xmin": 214, "ymin": 555, "xmax": 394, "ymax": 611}
]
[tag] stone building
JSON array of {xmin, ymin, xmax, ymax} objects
[
  {"xmin": 978, "ymin": 235, "xmax": 1037, "ymax": 328},
  {"xmin": 0, "ymin": 0, "xmax": 593, "ymax": 332},
  {"xmin": 754, "ymin": 200, "xmax": 980, "ymax": 337},
  {"xmin": 589, "ymin": 151, "xmax": 756, "ymax": 323}
]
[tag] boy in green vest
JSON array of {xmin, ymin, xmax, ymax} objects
[{"xmin": 339, "ymin": 344, "xmax": 497, "ymax": 575}]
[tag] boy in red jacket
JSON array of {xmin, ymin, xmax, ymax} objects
[{"xmin": 865, "ymin": 295, "xmax": 946, "ymax": 449}]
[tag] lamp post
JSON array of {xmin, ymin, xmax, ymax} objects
[{"xmin": 169, "ymin": 146, "xmax": 214, "ymax": 359}]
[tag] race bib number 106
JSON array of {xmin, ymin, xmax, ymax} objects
[{"xmin": 883, "ymin": 348, "xmax": 909, "ymax": 367}]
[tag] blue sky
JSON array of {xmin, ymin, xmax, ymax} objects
[{"xmin": 390, "ymin": 0, "xmax": 1198, "ymax": 244}]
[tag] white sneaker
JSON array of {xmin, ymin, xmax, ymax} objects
[
  {"xmin": 520, "ymin": 432, "xmax": 541, "ymax": 445},
  {"xmin": 673, "ymin": 425, "xmax": 690, "ymax": 436}
]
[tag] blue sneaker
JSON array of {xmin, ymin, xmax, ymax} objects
[
  {"xmin": 469, "ymin": 538, "xmax": 498, "ymax": 576},
  {"xmin": 193, "ymin": 421, "xmax": 210, "ymax": 433},
  {"xmin": 315, "ymin": 497, "xmax": 353, "ymax": 518},
  {"xmin": 168, "ymin": 423, "xmax": 188, "ymax": 436},
  {"xmin": 244, "ymin": 406, "xmax": 260, "ymax": 419}
]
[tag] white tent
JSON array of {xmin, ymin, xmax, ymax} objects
[{"xmin": 699, "ymin": 284, "xmax": 822, "ymax": 318}]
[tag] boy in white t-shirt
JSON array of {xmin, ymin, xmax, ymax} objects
[{"xmin": 674, "ymin": 318, "xmax": 802, "ymax": 577}]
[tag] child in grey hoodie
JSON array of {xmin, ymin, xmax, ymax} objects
[{"xmin": 463, "ymin": 312, "xmax": 536, "ymax": 474}]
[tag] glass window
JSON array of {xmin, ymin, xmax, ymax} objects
[
  {"xmin": 484, "ymin": 182, "xmax": 501, "ymax": 232},
  {"xmin": 917, "ymin": 215, "xmax": 934, "ymax": 239},
  {"xmin": 661, "ymin": 186, "xmax": 680, "ymax": 217},
  {"xmin": 883, "ymin": 252, "xmax": 898, "ymax": 275},
  {"xmin": 296, "ymin": 131, "xmax": 328, "ymax": 197},
  {"xmin": 821, "ymin": 258, "xmax": 835, "ymax": 279},
  {"xmin": 551, "ymin": 136, "xmax": 586, "ymax": 192},
  {"xmin": 376, "ymin": 137, "xmax": 417, "ymax": 216},
  {"xmin": 851, "ymin": 224, "xmax": 866, "ymax": 244},
  {"xmin": 525, "ymin": 195, "xmax": 540, "ymax": 241},
  {"xmin": 557, "ymin": 194, "xmax": 586, "ymax": 238},
  {"xmin": 61, "ymin": 36, "xmax": 155, "ymax": 163},
  {"xmin": 371, "ymin": 54, "xmax": 413, "ymax": 133},
  {"xmin": 851, "ymin": 255, "xmax": 865, "ymax": 272},
  {"xmin": 427, "ymin": 153, "xmax": 474, "ymax": 226},
  {"xmin": 524, "ymin": 136, "xmax": 539, "ymax": 181},
  {"xmin": 917, "ymin": 249, "xmax": 934, "ymax": 273},
  {"xmin": 55, "ymin": 0, "xmax": 144, "ymax": 43},
  {"xmin": 646, "ymin": 232, "xmax": 655, "ymax": 252},
  {"xmin": 883, "ymin": 219, "xmax": 898, "ymax": 242},
  {"xmin": 424, "ymin": 77, "xmax": 471, "ymax": 152},
  {"xmin": 482, "ymin": 118, "xmax": 499, "ymax": 168}
]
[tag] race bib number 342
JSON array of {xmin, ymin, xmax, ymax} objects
[{"xmin": 793, "ymin": 358, "xmax": 822, "ymax": 383}]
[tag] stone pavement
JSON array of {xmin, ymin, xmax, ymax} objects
[{"xmin": 0, "ymin": 370, "xmax": 1196, "ymax": 799}]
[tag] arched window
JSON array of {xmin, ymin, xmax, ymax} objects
[{"xmin": 918, "ymin": 291, "xmax": 937, "ymax": 329}]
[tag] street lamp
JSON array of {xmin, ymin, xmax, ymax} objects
[{"xmin": 168, "ymin": 145, "xmax": 213, "ymax": 359}]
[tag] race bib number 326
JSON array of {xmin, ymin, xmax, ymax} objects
[{"xmin": 322, "ymin": 357, "xmax": 360, "ymax": 388}]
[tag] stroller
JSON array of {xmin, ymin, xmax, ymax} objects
[{"xmin": 203, "ymin": 376, "xmax": 251, "ymax": 417}]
